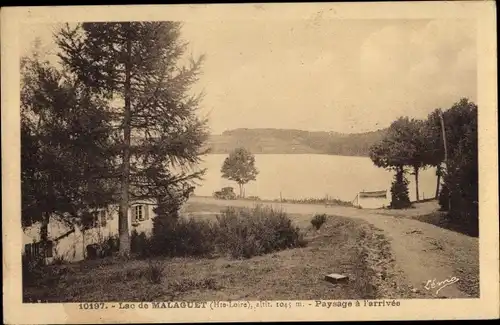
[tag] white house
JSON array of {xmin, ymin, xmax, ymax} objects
[
  {"xmin": 22, "ymin": 200, "xmax": 157, "ymax": 263},
  {"xmin": 352, "ymin": 190, "xmax": 390, "ymax": 209}
]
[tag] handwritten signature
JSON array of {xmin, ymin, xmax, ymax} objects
[{"xmin": 424, "ymin": 276, "xmax": 460, "ymax": 295}]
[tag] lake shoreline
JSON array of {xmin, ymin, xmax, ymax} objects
[
  {"xmin": 194, "ymin": 154, "xmax": 437, "ymax": 203},
  {"xmin": 205, "ymin": 151, "xmax": 371, "ymax": 158},
  {"xmin": 190, "ymin": 195, "xmax": 354, "ymax": 207}
]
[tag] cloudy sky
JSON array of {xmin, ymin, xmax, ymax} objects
[{"xmin": 20, "ymin": 19, "xmax": 476, "ymax": 134}]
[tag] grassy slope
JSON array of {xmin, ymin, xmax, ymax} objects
[{"xmin": 23, "ymin": 215, "xmax": 413, "ymax": 302}]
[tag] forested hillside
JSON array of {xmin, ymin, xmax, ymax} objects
[{"xmin": 206, "ymin": 128, "xmax": 387, "ymax": 156}]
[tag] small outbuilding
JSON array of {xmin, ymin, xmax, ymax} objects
[{"xmin": 353, "ymin": 190, "xmax": 389, "ymax": 209}]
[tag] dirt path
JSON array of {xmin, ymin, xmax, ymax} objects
[{"xmin": 187, "ymin": 197, "xmax": 479, "ymax": 298}]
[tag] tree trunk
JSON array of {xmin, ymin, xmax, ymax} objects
[
  {"xmin": 439, "ymin": 111, "xmax": 451, "ymax": 211},
  {"xmin": 119, "ymin": 24, "xmax": 132, "ymax": 257},
  {"xmin": 435, "ymin": 165, "xmax": 441, "ymax": 199},
  {"xmin": 414, "ymin": 166, "xmax": 420, "ymax": 202},
  {"xmin": 238, "ymin": 183, "xmax": 243, "ymax": 198}
]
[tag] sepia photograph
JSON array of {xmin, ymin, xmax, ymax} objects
[{"xmin": 2, "ymin": 2, "xmax": 498, "ymax": 323}]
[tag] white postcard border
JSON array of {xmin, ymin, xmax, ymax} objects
[{"xmin": 2, "ymin": 2, "xmax": 498, "ymax": 323}]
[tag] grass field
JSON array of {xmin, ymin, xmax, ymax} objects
[{"xmin": 23, "ymin": 213, "xmax": 414, "ymax": 302}]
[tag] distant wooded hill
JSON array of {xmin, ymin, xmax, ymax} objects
[{"xmin": 205, "ymin": 128, "xmax": 388, "ymax": 156}]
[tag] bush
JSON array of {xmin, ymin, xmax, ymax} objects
[
  {"xmin": 52, "ymin": 255, "xmax": 67, "ymax": 265},
  {"xmin": 214, "ymin": 206, "xmax": 307, "ymax": 259},
  {"xmin": 438, "ymin": 184, "xmax": 450, "ymax": 211},
  {"xmin": 149, "ymin": 205, "xmax": 307, "ymax": 259},
  {"xmin": 439, "ymin": 180, "xmax": 478, "ymax": 236},
  {"xmin": 274, "ymin": 197, "xmax": 352, "ymax": 207},
  {"xmin": 390, "ymin": 169, "xmax": 411, "ymax": 209},
  {"xmin": 131, "ymin": 230, "xmax": 151, "ymax": 258},
  {"xmin": 148, "ymin": 206, "xmax": 306, "ymax": 258},
  {"xmin": 151, "ymin": 215, "xmax": 216, "ymax": 258},
  {"xmin": 311, "ymin": 214, "xmax": 327, "ymax": 230},
  {"xmin": 104, "ymin": 235, "xmax": 120, "ymax": 256},
  {"xmin": 22, "ymin": 253, "xmax": 74, "ymax": 290},
  {"xmin": 22, "ymin": 254, "xmax": 45, "ymax": 286},
  {"xmin": 85, "ymin": 235, "xmax": 120, "ymax": 260},
  {"xmin": 147, "ymin": 260, "xmax": 164, "ymax": 284}
]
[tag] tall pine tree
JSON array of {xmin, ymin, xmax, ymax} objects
[{"xmin": 55, "ymin": 22, "xmax": 208, "ymax": 255}]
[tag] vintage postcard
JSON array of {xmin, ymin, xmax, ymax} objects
[{"xmin": 2, "ymin": 2, "xmax": 498, "ymax": 323}]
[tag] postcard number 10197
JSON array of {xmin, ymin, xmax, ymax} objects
[{"xmin": 79, "ymin": 303, "xmax": 106, "ymax": 310}]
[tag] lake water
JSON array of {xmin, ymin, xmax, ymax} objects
[{"xmin": 193, "ymin": 154, "xmax": 437, "ymax": 203}]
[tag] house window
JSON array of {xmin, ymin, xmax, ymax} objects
[
  {"xmin": 84, "ymin": 210, "xmax": 107, "ymax": 229},
  {"xmin": 132, "ymin": 205, "xmax": 149, "ymax": 224},
  {"xmin": 90, "ymin": 212, "xmax": 99, "ymax": 228},
  {"xmin": 24, "ymin": 243, "xmax": 33, "ymax": 257},
  {"xmin": 135, "ymin": 205, "xmax": 143, "ymax": 221}
]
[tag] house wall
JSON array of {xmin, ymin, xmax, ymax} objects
[{"xmin": 22, "ymin": 201, "xmax": 157, "ymax": 263}]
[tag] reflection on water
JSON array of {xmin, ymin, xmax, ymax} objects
[{"xmin": 192, "ymin": 154, "xmax": 437, "ymax": 203}]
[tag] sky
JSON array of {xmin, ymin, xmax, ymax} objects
[{"xmin": 20, "ymin": 19, "xmax": 477, "ymax": 135}]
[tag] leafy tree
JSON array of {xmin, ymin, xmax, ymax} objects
[
  {"xmin": 426, "ymin": 98, "xmax": 478, "ymax": 212},
  {"xmin": 369, "ymin": 117, "xmax": 429, "ymax": 202},
  {"xmin": 369, "ymin": 138, "xmax": 412, "ymax": 209},
  {"xmin": 221, "ymin": 148, "xmax": 259, "ymax": 198},
  {"xmin": 438, "ymin": 98, "xmax": 478, "ymax": 234},
  {"xmin": 21, "ymin": 48, "xmax": 116, "ymax": 249},
  {"xmin": 369, "ymin": 118, "xmax": 416, "ymax": 208},
  {"xmin": 55, "ymin": 22, "xmax": 208, "ymax": 255},
  {"xmin": 390, "ymin": 117, "xmax": 429, "ymax": 201}
]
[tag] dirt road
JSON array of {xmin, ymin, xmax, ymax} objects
[{"xmin": 186, "ymin": 197, "xmax": 479, "ymax": 298}]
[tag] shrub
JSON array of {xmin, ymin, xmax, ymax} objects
[
  {"xmin": 147, "ymin": 260, "xmax": 164, "ymax": 284},
  {"xmin": 151, "ymin": 215, "xmax": 216, "ymax": 257},
  {"xmin": 22, "ymin": 253, "xmax": 75, "ymax": 289},
  {"xmin": 438, "ymin": 184, "xmax": 450, "ymax": 211},
  {"xmin": 311, "ymin": 214, "xmax": 327, "ymax": 230},
  {"xmin": 52, "ymin": 255, "xmax": 67, "ymax": 265},
  {"xmin": 101, "ymin": 234, "xmax": 120, "ymax": 257},
  {"xmin": 149, "ymin": 205, "xmax": 306, "ymax": 259},
  {"xmin": 85, "ymin": 235, "xmax": 120, "ymax": 260},
  {"xmin": 390, "ymin": 169, "xmax": 411, "ymax": 209},
  {"xmin": 274, "ymin": 197, "xmax": 352, "ymax": 207},
  {"xmin": 131, "ymin": 230, "xmax": 151, "ymax": 258},
  {"xmin": 85, "ymin": 244, "xmax": 101, "ymax": 260},
  {"xmin": 22, "ymin": 254, "xmax": 45, "ymax": 286},
  {"xmin": 214, "ymin": 206, "xmax": 307, "ymax": 259}
]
